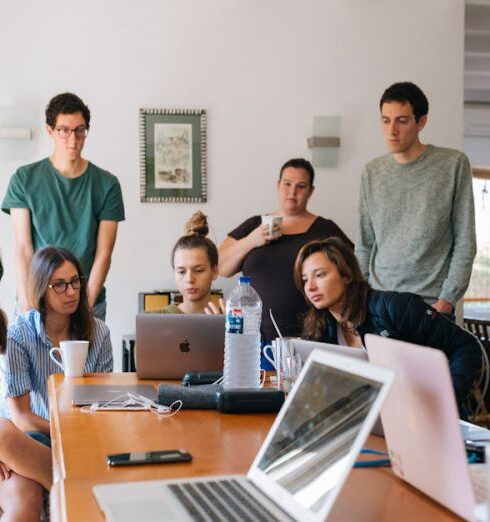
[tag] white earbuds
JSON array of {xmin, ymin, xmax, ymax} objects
[{"xmin": 81, "ymin": 393, "xmax": 183, "ymax": 418}]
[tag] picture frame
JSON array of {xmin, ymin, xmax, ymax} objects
[{"xmin": 139, "ymin": 108, "xmax": 207, "ymax": 202}]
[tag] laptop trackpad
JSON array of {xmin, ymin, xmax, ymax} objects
[
  {"xmin": 98, "ymin": 484, "xmax": 191, "ymax": 522},
  {"xmin": 109, "ymin": 499, "xmax": 168, "ymax": 521}
]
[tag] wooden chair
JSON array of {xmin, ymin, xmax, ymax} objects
[{"xmin": 464, "ymin": 317, "xmax": 490, "ymax": 425}]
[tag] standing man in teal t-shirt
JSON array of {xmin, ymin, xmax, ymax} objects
[{"xmin": 2, "ymin": 93, "xmax": 125, "ymax": 321}]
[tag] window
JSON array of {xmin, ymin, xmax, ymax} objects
[{"xmin": 465, "ymin": 169, "xmax": 490, "ymax": 318}]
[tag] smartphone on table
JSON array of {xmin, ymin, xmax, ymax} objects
[{"xmin": 107, "ymin": 449, "xmax": 192, "ymax": 467}]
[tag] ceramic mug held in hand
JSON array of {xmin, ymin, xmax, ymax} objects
[
  {"xmin": 261, "ymin": 215, "xmax": 283, "ymax": 240},
  {"xmin": 49, "ymin": 340, "xmax": 89, "ymax": 378}
]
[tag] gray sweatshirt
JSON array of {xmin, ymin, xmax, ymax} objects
[{"xmin": 355, "ymin": 145, "xmax": 476, "ymax": 305}]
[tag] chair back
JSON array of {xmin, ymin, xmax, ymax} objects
[{"xmin": 464, "ymin": 317, "xmax": 490, "ymax": 350}]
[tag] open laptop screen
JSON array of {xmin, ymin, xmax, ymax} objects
[{"xmin": 257, "ymin": 361, "xmax": 382, "ymax": 513}]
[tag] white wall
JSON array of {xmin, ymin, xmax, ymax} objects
[{"xmin": 0, "ymin": 0, "xmax": 465, "ymax": 369}]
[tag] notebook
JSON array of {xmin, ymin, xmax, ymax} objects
[
  {"xmin": 136, "ymin": 313, "xmax": 225, "ymax": 379},
  {"xmin": 365, "ymin": 334, "xmax": 488, "ymax": 522},
  {"xmin": 93, "ymin": 348, "xmax": 394, "ymax": 522}
]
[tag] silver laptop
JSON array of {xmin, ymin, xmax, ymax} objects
[
  {"xmin": 93, "ymin": 349, "xmax": 394, "ymax": 522},
  {"xmin": 72, "ymin": 385, "xmax": 157, "ymax": 407},
  {"xmin": 291, "ymin": 338, "xmax": 385, "ymax": 437},
  {"xmin": 136, "ymin": 314, "xmax": 225, "ymax": 379},
  {"xmin": 292, "ymin": 339, "xmax": 368, "ymax": 364},
  {"xmin": 365, "ymin": 334, "xmax": 488, "ymax": 522}
]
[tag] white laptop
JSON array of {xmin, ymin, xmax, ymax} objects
[
  {"xmin": 365, "ymin": 334, "xmax": 488, "ymax": 522},
  {"xmin": 93, "ymin": 349, "xmax": 394, "ymax": 522},
  {"xmin": 292, "ymin": 339, "xmax": 368, "ymax": 364},
  {"xmin": 71, "ymin": 385, "xmax": 157, "ymax": 407},
  {"xmin": 136, "ymin": 313, "xmax": 225, "ymax": 379}
]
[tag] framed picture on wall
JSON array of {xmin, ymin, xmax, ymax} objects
[{"xmin": 139, "ymin": 108, "xmax": 207, "ymax": 202}]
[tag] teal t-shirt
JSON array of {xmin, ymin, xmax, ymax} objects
[{"xmin": 2, "ymin": 158, "xmax": 125, "ymax": 304}]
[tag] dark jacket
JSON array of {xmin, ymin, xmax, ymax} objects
[{"xmin": 320, "ymin": 289, "xmax": 481, "ymax": 410}]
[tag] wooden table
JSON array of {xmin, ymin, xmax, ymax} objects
[{"xmin": 48, "ymin": 373, "xmax": 461, "ymax": 521}]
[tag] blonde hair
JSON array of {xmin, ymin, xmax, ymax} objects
[
  {"xmin": 171, "ymin": 211, "xmax": 218, "ymax": 268},
  {"xmin": 183, "ymin": 211, "xmax": 209, "ymax": 236}
]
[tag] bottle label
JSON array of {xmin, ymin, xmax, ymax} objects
[{"xmin": 226, "ymin": 308, "xmax": 244, "ymax": 334}]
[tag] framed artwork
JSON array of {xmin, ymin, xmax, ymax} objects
[{"xmin": 139, "ymin": 108, "xmax": 207, "ymax": 202}]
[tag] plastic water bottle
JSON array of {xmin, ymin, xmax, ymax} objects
[{"xmin": 223, "ymin": 276, "xmax": 262, "ymax": 389}]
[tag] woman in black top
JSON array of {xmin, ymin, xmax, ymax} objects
[{"xmin": 218, "ymin": 158, "xmax": 352, "ymax": 343}]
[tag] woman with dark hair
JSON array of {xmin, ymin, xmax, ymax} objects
[
  {"xmin": 294, "ymin": 237, "xmax": 481, "ymax": 413},
  {"xmin": 164, "ymin": 211, "xmax": 223, "ymax": 314},
  {"xmin": 219, "ymin": 158, "xmax": 352, "ymax": 347},
  {"xmin": 0, "ymin": 246, "xmax": 113, "ymax": 441}
]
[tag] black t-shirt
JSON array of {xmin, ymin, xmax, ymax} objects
[{"xmin": 228, "ymin": 216, "xmax": 353, "ymax": 342}]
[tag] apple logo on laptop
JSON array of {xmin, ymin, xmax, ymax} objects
[{"xmin": 179, "ymin": 339, "xmax": 190, "ymax": 353}]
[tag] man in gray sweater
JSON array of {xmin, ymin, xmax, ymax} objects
[{"xmin": 355, "ymin": 82, "xmax": 476, "ymax": 315}]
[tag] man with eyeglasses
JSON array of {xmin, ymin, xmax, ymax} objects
[
  {"xmin": 355, "ymin": 82, "xmax": 476, "ymax": 318},
  {"xmin": 2, "ymin": 92, "xmax": 125, "ymax": 321}
]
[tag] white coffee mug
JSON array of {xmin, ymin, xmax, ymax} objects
[
  {"xmin": 49, "ymin": 340, "xmax": 89, "ymax": 378},
  {"xmin": 261, "ymin": 215, "xmax": 283, "ymax": 240}
]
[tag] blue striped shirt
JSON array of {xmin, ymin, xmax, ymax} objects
[{"xmin": 0, "ymin": 309, "xmax": 113, "ymax": 420}]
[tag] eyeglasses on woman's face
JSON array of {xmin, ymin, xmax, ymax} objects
[{"xmin": 47, "ymin": 276, "xmax": 84, "ymax": 293}]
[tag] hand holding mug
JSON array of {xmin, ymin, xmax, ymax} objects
[
  {"xmin": 249, "ymin": 223, "xmax": 273, "ymax": 248},
  {"xmin": 261, "ymin": 215, "xmax": 283, "ymax": 241}
]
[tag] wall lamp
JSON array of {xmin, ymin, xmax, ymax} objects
[
  {"xmin": 0, "ymin": 104, "xmax": 36, "ymax": 160},
  {"xmin": 307, "ymin": 116, "xmax": 340, "ymax": 167},
  {"xmin": 0, "ymin": 127, "xmax": 31, "ymax": 139}
]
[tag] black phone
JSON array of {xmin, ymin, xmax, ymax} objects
[{"xmin": 107, "ymin": 449, "xmax": 192, "ymax": 467}]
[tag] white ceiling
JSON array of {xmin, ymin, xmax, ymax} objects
[{"xmin": 465, "ymin": 1, "xmax": 490, "ymax": 103}]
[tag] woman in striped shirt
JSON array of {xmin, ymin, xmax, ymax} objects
[{"xmin": 0, "ymin": 246, "xmax": 113, "ymax": 517}]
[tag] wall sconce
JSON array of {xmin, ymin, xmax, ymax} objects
[
  {"xmin": 0, "ymin": 104, "xmax": 36, "ymax": 160},
  {"xmin": 0, "ymin": 128, "xmax": 31, "ymax": 140},
  {"xmin": 307, "ymin": 116, "xmax": 340, "ymax": 167}
]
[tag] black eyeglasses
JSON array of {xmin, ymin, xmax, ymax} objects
[
  {"xmin": 54, "ymin": 126, "xmax": 88, "ymax": 139},
  {"xmin": 48, "ymin": 276, "xmax": 84, "ymax": 293}
]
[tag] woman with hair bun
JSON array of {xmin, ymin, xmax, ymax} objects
[{"xmin": 164, "ymin": 211, "xmax": 224, "ymax": 314}]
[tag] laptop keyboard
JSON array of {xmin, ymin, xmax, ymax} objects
[
  {"xmin": 470, "ymin": 464, "xmax": 487, "ymax": 504},
  {"xmin": 168, "ymin": 478, "xmax": 286, "ymax": 521}
]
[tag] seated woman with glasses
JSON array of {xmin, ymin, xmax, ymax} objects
[
  {"xmin": 0, "ymin": 246, "xmax": 113, "ymax": 447},
  {"xmin": 293, "ymin": 237, "xmax": 481, "ymax": 416},
  {"xmin": 163, "ymin": 211, "xmax": 224, "ymax": 314}
]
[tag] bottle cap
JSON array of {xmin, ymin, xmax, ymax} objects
[{"xmin": 239, "ymin": 276, "xmax": 251, "ymax": 284}]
